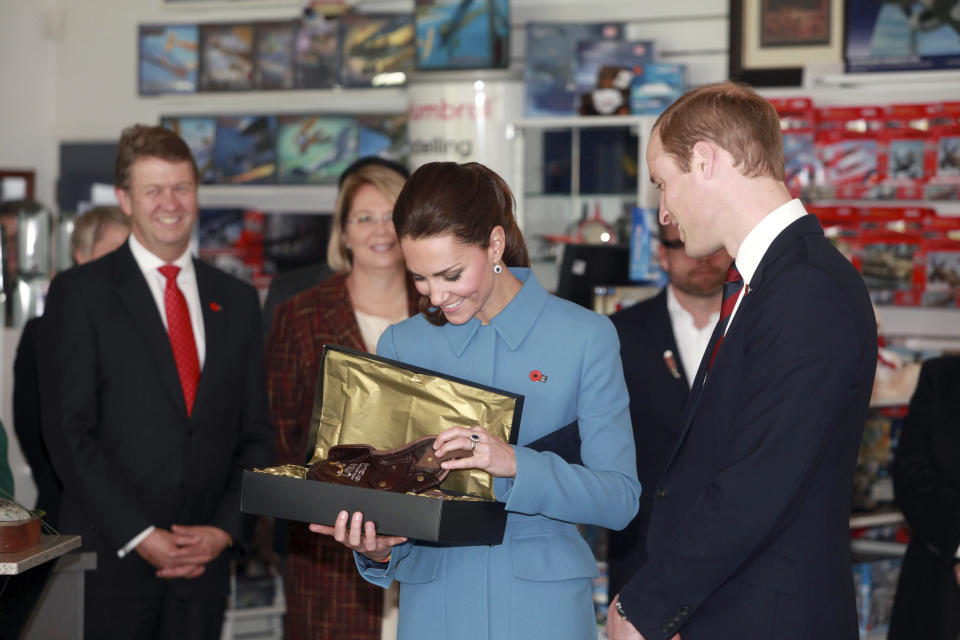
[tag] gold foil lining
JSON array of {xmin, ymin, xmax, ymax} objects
[
  {"xmin": 301, "ymin": 347, "xmax": 518, "ymax": 501},
  {"xmin": 256, "ymin": 464, "xmax": 308, "ymax": 480}
]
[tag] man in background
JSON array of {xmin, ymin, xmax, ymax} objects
[
  {"xmin": 14, "ymin": 205, "xmax": 131, "ymax": 527},
  {"xmin": 608, "ymin": 82, "xmax": 877, "ymax": 640},
  {"xmin": 39, "ymin": 124, "xmax": 272, "ymax": 639},
  {"xmin": 606, "ymin": 221, "xmax": 730, "ymax": 598}
]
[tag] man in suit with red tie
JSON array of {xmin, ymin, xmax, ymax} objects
[
  {"xmin": 39, "ymin": 125, "xmax": 273, "ymax": 639},
  {"xmin": 607, "ymin": 82, "xmax": 878, "ymax": 640}
]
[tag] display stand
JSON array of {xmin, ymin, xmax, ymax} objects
[{"xmin": 0, "ymin": 535, "xmax": 82, "ymax": 640}]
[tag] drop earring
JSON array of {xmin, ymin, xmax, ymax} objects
[{"xmin": 493, "ymin": 264, "xmax": 502, "ymax": 274}]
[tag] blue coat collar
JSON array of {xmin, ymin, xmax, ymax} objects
[{"xmin": 442, "ymin": 268, "xmax": 548, "ymax": 356}]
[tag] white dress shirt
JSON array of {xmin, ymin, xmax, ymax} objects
[
  {"xmin": 666, "ymin": 286, "xmax": 719, "ymax": 388},
  {"xmin": 118, "ymin": 235, "xmax": 205, "ymax": 558},
  {"xmin": 724, "ymin": 198, "xmax": 808, "ymax": 334}
]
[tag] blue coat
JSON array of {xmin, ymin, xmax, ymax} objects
[{"xmin": 358, "ymin": 268, "xmax": 641, "ymax": 640}]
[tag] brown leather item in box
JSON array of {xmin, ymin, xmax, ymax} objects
[
  {"xmin": 307, "ymin": 436, "xmax": 471, "ymax": 494},
  {"xmin": 0, "ymin": 517, "xmax": 42, "ymax": 553}
]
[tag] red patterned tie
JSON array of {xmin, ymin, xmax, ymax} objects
[
  {"xmin": 158, "ymin": 265, "xmax": 200, "ymax": 415},
  {"xmin": 707, "ymin": 263, "xmax": 744, "ymax": 372}
]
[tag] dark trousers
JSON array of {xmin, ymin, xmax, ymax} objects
[{"xmin": 86, "ymin": 576, "xmax": 226, "ymax": 640}]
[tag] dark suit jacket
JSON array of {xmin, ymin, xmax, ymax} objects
[
  {"xmin": 619, "ymin": 214, "xmax": 878, "ymax": 640},
  {"xmin": 38, "ymin": 242, "xmax": 273, "ymax": 600},
  {"xmin": 13, "ymin": 316, "xmax": 63, "ymax": 526},
  {"xmin": 889, "ymin": 356, "xmax": 960, "ymax": 640},
  {"xmin": 608, "ymin": 290, "xmax": 690, "ymax": 597}
]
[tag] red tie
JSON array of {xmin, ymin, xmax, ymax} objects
[
  {"xmin": 158, "ymin": 265, "xmax": 200, "ymax": 415},
  {"xmin": 707, "ymin": 263, "xmax": 744, "ymax": 372}
]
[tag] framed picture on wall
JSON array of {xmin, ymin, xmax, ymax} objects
[
  {"xmin": 199, "ymin": 23, "xmax": 255, "ymax": 91},
  {"xmin": 138, "ymin": 24, "xmax": 199, "ymax": 95},
  {"xmin": 729, "ymin": 0, "xmax": 844, "ymax": 87},
  {"xmin": 339, "ymin": 13, "xmax": 415, "ymax": 88},
  {"xmin": 844, "ymin": 0, "xmax": 960, "ymax": 72}
]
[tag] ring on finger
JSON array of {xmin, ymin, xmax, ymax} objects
[{"xmin": 470, "ymin": 433, "xmax": 480, "ymax": 451}]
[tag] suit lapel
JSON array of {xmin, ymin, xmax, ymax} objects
[
  {"xmin": 665, "ymin": 215, "xmax": 824, "ymax": 468},
  {"xmin": 113, "ymin": 243, "xmax": 187, "ymax": 417},
  {"xmin": 193, "ymin": 259, "xmax": 224, "ymax": 418}
]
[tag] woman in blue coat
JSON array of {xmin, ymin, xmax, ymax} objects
[{"xmin": 312, "ymin": 161, "xmax": 641, "ymax": 640}]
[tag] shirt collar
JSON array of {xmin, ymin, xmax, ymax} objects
[
  {"xmin": 666, "ymin": 285, "xmax": 719, "ymax": 328},
  {"xmin": 128, "ymin": 234, "xmax": 195, "ymax": 277},
  {"xmin": 443, "ymin": 268, "xmax": 548, "ymax": 356},
  {"xmin": 734, "ymin": 198, "xmax": 807, "ymax": 286}
]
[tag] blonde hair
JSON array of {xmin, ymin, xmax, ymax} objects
[
  {"xmin": 71, "ymin": 206, "xmax": 130, "ymax": 263},
  {"xmin": 326, "ymin": 163, "xmax": 407, "ymax": 273}
]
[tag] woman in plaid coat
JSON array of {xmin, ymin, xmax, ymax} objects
[{"xmin": 266, "ymin": 159, "xmax": 418, "ymax": 640}]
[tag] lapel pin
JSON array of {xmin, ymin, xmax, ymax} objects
[
  {"xmin": 210, "ymin": 302, "xmax": 222, "ymax": 312},
  {"xmin": 663, "ymin": 350, "xmax": 682, "ymax": 380},
  {"xmin": 529, "ymin": 370, "xmax": 548, "ymax": 383}
]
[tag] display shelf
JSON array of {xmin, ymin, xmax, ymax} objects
[
  {"xmin": 850, "ymin": 539, "xmax": 907, "ymax": 557},
  {"xmin": 850, "ymin": 511, "xmax": 904, "ymax": 529},
  {"xmin": 151, "ymin": 87, "xmax": 409, "ymax": 116},
  {"xmin": 198, "ymin": 184, "xmax": 336, "ymax": 213}
]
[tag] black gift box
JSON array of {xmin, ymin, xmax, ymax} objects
[{"xmin": 241, "ymin": 345, "xmax": 523, "ymax": 544}]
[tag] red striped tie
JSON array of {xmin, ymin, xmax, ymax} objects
[
  {"xmin": 158, "ymin": 265, "xmax": 200, "ymax": 415},
  {"xmin": 707, "ymin": 263, "xmax": 744, "ymax": 372}
]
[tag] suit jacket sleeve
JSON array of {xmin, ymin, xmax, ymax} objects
[
  {"xmin": 620, "ymin": 266, "xmax": 876, "ymax": 638},
  {"xmin": 39, "ymin": 271, "xmax": 154, "ymax": 547},
  {"xmin": 892, "ymin": 358, "xmax": 960, "ymax": 562},
  {"xmin": 210, "ymin": 283, "xmax": 274, "ymax": 543}
]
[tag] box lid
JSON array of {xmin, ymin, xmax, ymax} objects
[{"xmin": 305, "ymin": 345, "xmax": 524, "ymax": 500}]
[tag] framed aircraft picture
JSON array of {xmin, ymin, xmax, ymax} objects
[
  {"xmin": 199, "ymin": 23, "xmax": 255, "ymax": 91},
  {"xmin": 339, "ymin": 13, "xmax": 415, "ymax": 88},
  {"xmin": 214, "ymin": 115, "xmax": 278, "ymax": 184},
  {"xmin": 160, "ymin": 116, "xmax": 217, "ymax": 183},
  {"xmin": 276, "ymin": 114, "xmax": 358, "ymax": 183},
  {"xmin": 138, "ymin": 24, "xmax": 199, "ymax": 95},
  {"xmin": 414, "ymin": 0, "xmax": 510, "ymax": 70},
  {"xmin": 255, "ymin": 21, "xmax": 296, "ymax": 90},
  {"xmin": 845, "ymin": 0, "xmax": 960, "ymax": 72}
]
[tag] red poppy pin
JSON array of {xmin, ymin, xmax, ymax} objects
[
  {"xmin": 529, "ymin": 370, "xmax": 548, "ymax": 383},
  {"xmin": 210, "ymin": 302, "xmax": 222, "ymax": 312}
]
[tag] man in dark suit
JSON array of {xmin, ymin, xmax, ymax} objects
[
  {"xmin": 39, "ymin": 124, "xmax": 273, "ymax": 639},
  {"xmin": 14, "ymin": 206, "xmax": 130, "ymax": 527},
  {"xmin": 888, "ymin": 355, "xmax": 960, "ymax": 640},
  {"xmin": 607, "ymin": 222, "xmax": 729, "ymax": 597},
  {"xmin": 608, "ymin": 82, "xmax": 877, "ymax": 640}
]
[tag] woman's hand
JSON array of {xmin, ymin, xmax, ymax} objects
[
  {"xmin": 309, "ymin": 511, "xmax": 407, "ymax": 563},
  {"xmin": 434, "ymin": 426, "xmax": 517, "ymax": 478}
]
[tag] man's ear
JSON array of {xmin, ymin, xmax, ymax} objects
[
  {"xmin": 691, "ymin": 141, "xmax": 719, "ymax": 180},
  {"xmin": 115, "ymin": 187, "xmax": 133, "ymax": 217}
]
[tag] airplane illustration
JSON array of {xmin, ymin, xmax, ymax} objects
[{"xmin": 886, "ymin": 0, "xmax": 960, "ymax": 36}]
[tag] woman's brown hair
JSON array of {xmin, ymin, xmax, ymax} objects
[{"xmin": 392, "ymin": 162, "xmax": 530, "ymax": 325}]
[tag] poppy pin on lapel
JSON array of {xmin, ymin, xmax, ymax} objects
[
  {"xmin": 210, "ymin": 302, "xmax": 222, "ymax": 312},
  {"xmin": 529, "ymin": 370, "xmax": 548, "ymax": 383}
]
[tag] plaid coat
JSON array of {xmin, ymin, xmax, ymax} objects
[{"xmin": 266, "ymin": 273, "xmax": 419, "ymax": 640}]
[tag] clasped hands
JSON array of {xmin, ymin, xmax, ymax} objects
[
  {"xmin": 136, "ymin": 524, "xmax": 232, "ymax": 579},
  {"xmin": 310, "ymin": 425, "xmax": 515, "ymax": 561}
]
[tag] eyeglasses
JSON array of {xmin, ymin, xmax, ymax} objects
[
  {"xmin": 661, "ymin": 238, "xmax": 685, "ymax": 250},
  {"xmin": 346, "ymin": 213, "xmax": 393, "ymax": 226}
]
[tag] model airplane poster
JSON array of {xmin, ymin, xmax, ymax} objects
[
  {"xmin": 414, "ymin": 0, "xmax": 509, "ymax": 70},
  {"xmin": 845, "ymin": 0, "xmax": 960, "ymax": 71},
  {"xmin": 255, "ymin": 21, "xmax": 296, "ymax": 90},
  {"xmin": 214, "ymin": 116, "xmax": 278, "ymax": 184},
  {"xmin": 357, "ymin": 114, "xmax": 409, "ymax": 163},
  {"xmin": 160, "ymin": 116, "xmax": 217, "ymax": 183},
  {"xmin": 524, "ymin": 22, "xmax": 624, "ymax": 117},
  {"xmin": 276, "ymin": 115, "xmax": 359, "ymax": 184},
  {"xmin": 294, "ymin": 17, "xmax": 341, "ymax": 89},
  {"xmin": 138, "ymin": 24, "xmax": 199, "ymax": 95},
  {"xmin": 339, "ymin": 13, "xmax": 415, "ymax": 88},
  {"xmin": 199, "ymin": 23, "xmax": 255, "ymax": 91},
  {"xmin": 575, "ymin": 40, "xmax": 655, "ymax": 116}
]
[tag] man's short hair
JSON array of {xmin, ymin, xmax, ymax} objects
[
  {"xmin": 654, "ymin": 82, "xmax": 785, "ymax": 182},
  {"xmin": 114, "ymin": 124, "xmax": 199, "ymax": 191}
]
